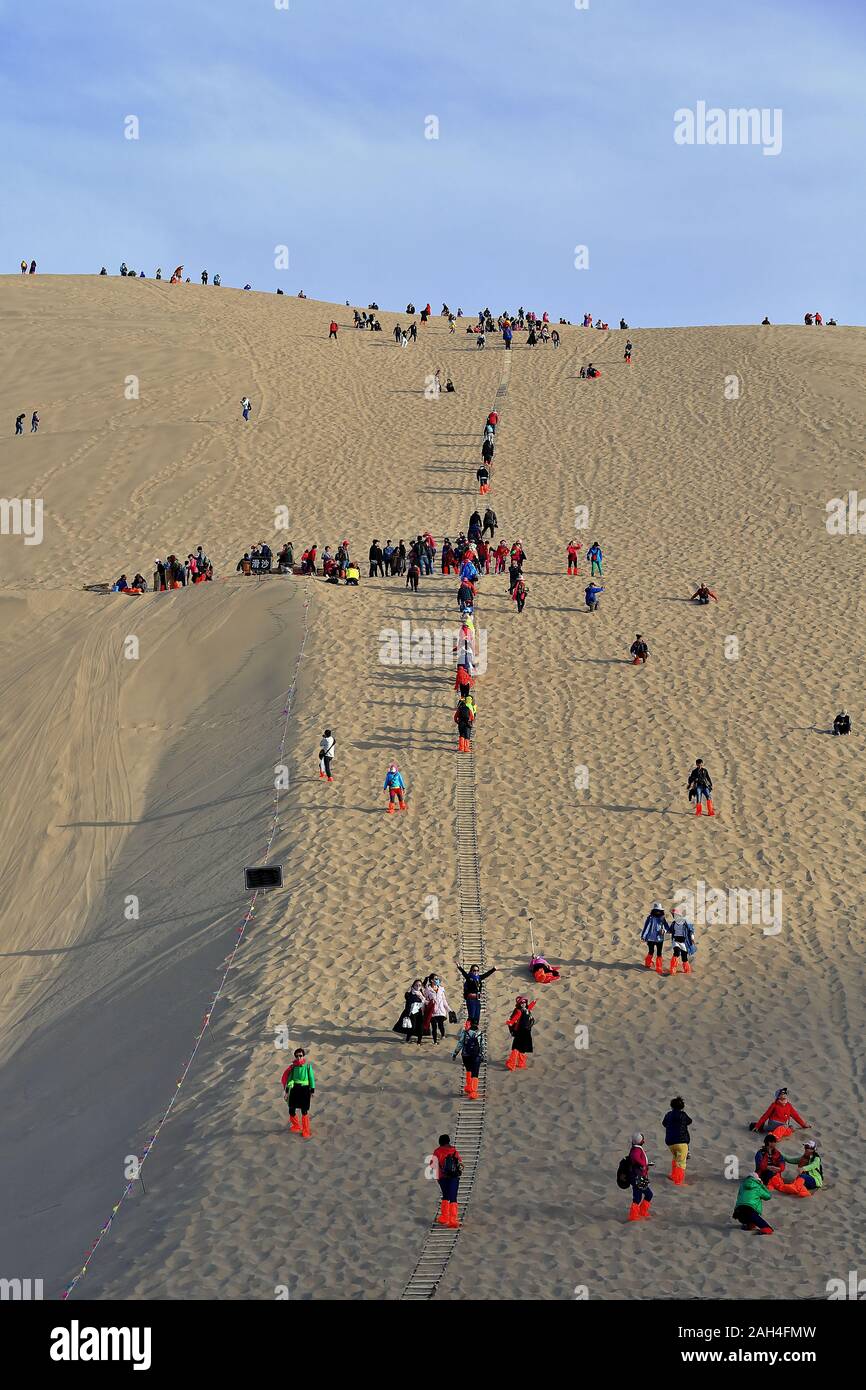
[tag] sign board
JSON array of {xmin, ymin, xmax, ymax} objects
[
  {"xmin": 250, "ymin": 555, "xmax": 272, "ymax": 574},
  {"xmin": 244, "ymin": 866, "xmax": 283, "ymax": 891}
]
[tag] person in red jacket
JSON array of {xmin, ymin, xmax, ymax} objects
[
  {"xmin": 505, "ymin": 996, "xmax": 535, "ymax": 1070},
  {"xmin": 432, "ymin": 1133, "xmax": 463, "ymax": 1228},
  {"xmin": 566, "ymin": 540, "xmax": 582, "ymax": 575},
  {"xmin": 487, "ymin": 409, "xmax": 499, "ymax": 433},
  {"xmin": 328, "ymin": 320, "xmax": 338, "ymax": 340},
  {"xmin": 750, "ymin": 1087, "xmax": 810, "ymax": 1139}
]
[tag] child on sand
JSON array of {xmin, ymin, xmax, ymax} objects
[{"xmin": 629, "ymin": 634, "xmax": 649, "ymax": 664}]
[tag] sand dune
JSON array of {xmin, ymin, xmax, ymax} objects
[{"xmin": 1, "ymin": 277, "xmax": 864, "ymax": 1299}]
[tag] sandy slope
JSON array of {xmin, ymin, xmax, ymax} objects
[{"xmin": 0, "ymin": 277, "xmax": 864, "ymax": 1300}]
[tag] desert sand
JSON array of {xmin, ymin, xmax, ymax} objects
[{"xmin": 1, "ymin": 276, "xmax": 864, "ymax": 1300}]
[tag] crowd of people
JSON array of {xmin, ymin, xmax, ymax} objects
[
  {"xmin": 110, "ymin": 546, "xmax": 213, "ymax": 593},
  {"xmin": 620, "ymin": 1087, "xmax": 824, "ymax": 1233}
]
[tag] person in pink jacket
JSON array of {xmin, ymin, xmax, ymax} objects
[
  {"xmin": 627, "ymin": 1131, "xmax": 654, "ymax": 1221},
  {"xmin": 749, "ymin": 1087, "xmax": 810, "ymax": 1138}
]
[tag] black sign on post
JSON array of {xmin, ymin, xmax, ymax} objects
[
  {"xmin": 250, "ymin": 555, "xmax": 272, "ymax": 574},
  {"xmin": 244, "ymin": 866, "xmax": 283, "ymax": 891}
]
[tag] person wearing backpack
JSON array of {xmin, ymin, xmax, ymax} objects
[
  {"xmin": 432, "ymin": 1133, "xmax": 463, "ymax": 1228},
  {"xmin": 626, "ymin": 1132, "xmax": 654, "ymax": 1221},
  {"xmin": 505, "ymin": 995, "xmax": 535, "ymax": 1071},
  {"xmin": 281, "ymin": 1047, "xmax": 315, "ymax": 1139},
  {"xmin": 452, "ymin": 1021, "xmax": 484, "ymax": 1098}
]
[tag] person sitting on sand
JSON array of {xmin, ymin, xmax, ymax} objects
[
  {"xmin": 112, "ymin": 573, "xmax": 130, "ymax": 592},
  {"xmin": 344, "ymin": 562, "xmax": 360, "ymax": 585},
  {"xmin": 132, "ymin": 573, "xmax": 148, "ymax": 592},
  {"xmin": 691, "ymin": 583, "xmax": 717, "ymax": 604},
  {"xmin": 629, "ymin": 634, "xmax": 649, "ymax": 665},
  {"xmin": 732, "ymin": 1172, "xmax": 774, "ymax": 1234},
  {"xmin": 833, "ymin": 709, "xmax": 851, "ymax": 735},
  {"xmin": 749, "ymin": 1087, "xmax": 810, "ymax": 1138},
  {"xmin": 755, "ymin": 1133, "xmax": 789, "ymax": 1190},
  {"xmin": 774, "ymin": 1138, "xmax": 824, "ymax": 1197},
  {"xmin": 236, "ymin": 552, "xmax": 252, "ymax": 575}
]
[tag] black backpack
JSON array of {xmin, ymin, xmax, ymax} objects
[
  {"xmin": 616, "ymin": 1156, "xmax": 633, "ymax": 1189},
  {"xmin": 442, "ymin": 1152, "xmax": 463, "ymax": 1179},
  {"xmin": 463, "ymin": 1032, "xmax": 481, "ymax": 1063}
]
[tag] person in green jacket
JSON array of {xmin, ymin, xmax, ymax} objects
[
  {"xmin": 776, "ymin": 1139, "xmax": 824, "ymax": 1197},
  {"xmin": 282, "ymin": 1048, "xmax": 315, "ymax": 1139},
  {"xmin": 732, "ymin": 1172, "xmax": 774, "ymax": 1233}
]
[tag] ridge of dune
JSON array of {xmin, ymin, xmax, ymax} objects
[{"xmin": 1, "ymin": 276, "xmax": 864, "ymax": 1300}]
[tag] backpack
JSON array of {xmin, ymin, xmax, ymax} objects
[
  {"xmin": 442, "ymin": 1152, "xmax": 463, "ymax": 1179},
  {"xmin": 616, "ymin": 1156, "xmax": 632, "ymax": 1189},
  {"xmin": 463, "ymin": 1032, "xmax": 481, "ymax": 1063}
]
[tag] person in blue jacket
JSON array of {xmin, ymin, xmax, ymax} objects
[
  {"xmin": 460, "ymin": 558, "xmax": 478, "ymax": 583},
  {"xmin": 587, "ymin": 541, "xmax": 603, "ymax": 577},
  {"xmin": 585, "ymin": 582, "xmax": 604, "ymax": 612},
  {"xmin": 383, "ymin": 762, "xmax": 406, "ymax": 814},
  {"xmin": 667, "ymin": 906, "xmax": 696, "ymax": 975},
  {"xmin": 641, "ymin": 901, "xmax": 669, "ymax": 974},
  {"xmin": 502, "ymin": 323, "xmax": 513, "ymax": 351}
]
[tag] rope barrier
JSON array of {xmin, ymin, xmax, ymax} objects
[{"xmin": 60, "ymin": 588, "xmax": 312, "ymax": 1298}]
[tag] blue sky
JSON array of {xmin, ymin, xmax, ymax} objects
[{"xmin": 1, "ymin": 0, "xmax": 863, "ymax": 325}]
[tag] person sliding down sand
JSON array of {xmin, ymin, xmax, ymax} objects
[
  {"xmin": 833, "ymin": 709, "xmax": 851, "ymax": 735},
  {"xmin": 687, "ymin": 758, "xmax": 714, "ymax": 815},
  {"xmin": 530, "ymin": 953, "xmax": 560, "ymax": 984},
  {"xmin": 383, "ymin": 762, "xmax": 407, "ymax": 813},
  {"xmin": 691, "ymin": 583, "xmax": 717, "ymax": 604},
  {"xmin": 629, "ymin": 634, "xmax": 649, "ymax": 665}
]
